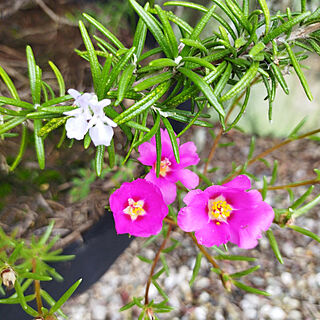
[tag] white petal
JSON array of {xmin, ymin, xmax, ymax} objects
[
  {"xmin": 67, "ymin": 89, "xmax": 81, "ymax": 99},
  {"xmin": 65, "ymin": 115, "xmax": 88, "ymax": 140},
  {"xmin": 63, "ymin": 107, "xmax": 83, "ymax": 116},
  {"xmin": 103, "ymin": 116, "xmax": 117, "ymax": 127},
  {"xmin": 89, "ymin": 120, "xmax": 114, "ymax": 146},
  {"xmin": 96, "ymin": 99, "xmax": 111, "ymax": 108},
  {"xmin": 77, "ymin": 93, "xmax": 93, "ymax": 108}
]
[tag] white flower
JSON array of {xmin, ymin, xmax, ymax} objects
[
  {"xmin": 87, "ymin": 96, "xmax": 117, "ymax": 147},
  {"xmin": 64, "ymin": 89, "xmax": 117, "ymax": 147}
]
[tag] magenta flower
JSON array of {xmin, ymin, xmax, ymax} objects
[
  {"xmin": 109, "ymin": 179, "xmax": 168, "ymax": 237},
  {"xmin": 138, "ymin": 129, "xmax": 200, "ymax": 205},
  {"xmin": 177, "ymin": 175, "xmax": 274, "ymax": 249}
]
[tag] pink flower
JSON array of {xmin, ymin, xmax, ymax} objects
[
  {"xmin": 138, "ymin": 129, "xmax": 200, "ymax": 205},
  {"xmin": 109, "ymin": 179, "xmax": 168, "ymax": 237},
  {"xmin": 177, "ymin": 175, "xmax": 274, "ymax": 249}
]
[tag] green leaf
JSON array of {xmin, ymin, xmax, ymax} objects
[
  {"xmin": 233, "ymin": 280, "xmax": 270, "ymax": 296},
  {"xmin": 257, "ymin": 0, "xmax": 270, "ymax": 34},
  {"xmin": 225, "ymin": 0, "xmax": 251, "ymax": 33},
  {"xmin": 270, "ymin": 62, "xmax": 289, "ymax": 95},
  {"xmin": 179, "ymin": 67, "xmax": 225, "ymax": 118},
  {"xmin": 162, "ymin": 117, "xmax": 180, "ymax": 163},
  {"xmin": 95, "ymin": 145, "xmax": 105, "ymax": 177},
  {"xmin": 164, "ymin": 1, "xmax": 208, "ymax": 13},
  {"xmin": 40, "ymin": 290, "xmax": 67, "ymax": 319},
  {"xmin": 107, "ymin": 140, "xmax": 115, "ymax": 169},
  {"xmin": 15, "ymin": 281, "xmax": 28, "ymax": 311},
  {"xmin": 133, "ymin": 3, "xmax": 149, "ymax": 58},
  {"xmin": 151, "ymin": 279, "xmax": 169, "ymax": 300},
  {"xmin": 214, "ymin": 255, "xmax": 256, "ymax": 261},
  {"xmin": 155, "ymin": 127, "xmax": 161, "ymax": 177},
  {"xmin": 0, "ymin": 65, "xmax": 19, "ymax": 99},
  {"xmin": 20, "ymin": 273, "xmax": 52, "ymax": 281},
  {"xmin": 266, "ymin": 230, "xmax": 284, "ymax": 264},
  {"xmin": 284, "ymin": 42, "xmax": 313, "ymax": 100},
  {"xmin": 213, "ymin": 63, "xmax": 232, "ymax": 97},
  {"xmin": 78, "ymin": 20, "xmax": 101, "ymax": 92},
  {"xmin": 292, "ymin": 194, "xmax": 320, "ymax": 218},
  {"xmin": 116, "ymin": 64, "xmax": 136, "ymax": 105},
  {"xmin": 48, "ymin": 61, "xmax": 65, "ymax": 96},
  {"xmin": 290, "ymin": 185, "xmax": 314, "ymax": 210},
  {"xmin": 103, "ymin": 47, "xmax": 136, "ymax": 95},
  {"xmin": 249, "ymin": 42, "xmax": 266, "ymax": 58},
  {"xmin": 262, "ymin": 12, "xmax": 311, "ymax": 44},
  {"xmin": 83, "ymin": 13, "xmax": 124, "ymax": 49},
  {"xmin": 182, "ymin": 57, "xmax": 215, "ymax": 71},
  {"xmin": 34, "ymin": 119, "xmax": 45, "ymax": 169},
  {"xmin": 155, "ymin": 5, "xmax": 178, "ymax": 58},
  {"xmin": 230, "ymin": 265, "xmax": 260, "ymax": 278},
  {"xmin": 0, "ymin": 97, "xmax": 33, "ymax": 109},
  {"xmin": 180, "ymin": 38, "xmax": 208, "ymax": 54},
  {"xmin": 190, "ymin": 4, "xmax": 216, "ymax": 40},
  {"xmin": 49, "ymin": 279, "xmax": 82, "ymax": 314},
  {"xmin": 9, "ymin": 125, "xmax": 27, "ymax": 171},
  {"xmin": 149, "ymin": 58, "xmax": 178, "ymax": 68},
  {"xmin": 189, "ymin": 252, "xmax": 202, "ymax": 287},
  {"xmin": 133, "ymin": 112, "xmax": 160, "ymax": 148},
  {"xmin": 26, "ymin": 45, "xmax": 41, "ymax": 105},
  {"xmin": 221, "ymin": 61, "xmax": 259, "ymax": 102},
  {"xmin": 134, "ymin": 72, "xmax": 173, "ymax": 92},
  {"xmin": 129, "ymin": 0, "xmax": 172, "ymax": 58},
  {"xmin": 114, "ymin": 80, "xmax": 171, "ymax": 125},
  {"xmin": 38, "ymin": 117, "xmax": 67, "ymax": 137},
  {"xmin": 288, "ymin": 225, "xmax": 320, "ymax": 243}
]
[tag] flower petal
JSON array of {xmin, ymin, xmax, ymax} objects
[
  {"xmin": 195, "ymin": 221, "xmax": 231, "ymax": 247},
  {"xmin": 179, "ymin": 141, "xmax": 200, "ymax": 167},
  {"xmin": 171, "ymin": 168, "xmax": 199, "ymax": 189},
  {"xmin": 137, "ymin": 142, "xmax": 156, "ymax": 166},
  {"xmin": 89, "ymin": 120, "xmax": 114, "ymax": 146},
  {"xmin": 145, "ymin": 171, "xmax": 177, "ymax": 205},
  {"xmin": 222, "ymin": 175, "xmax": 251, "ymax": 190},
  {"xmin": 67, "ymin": 88, "xmax": 81, "ymax": 99},
  {"xmin": 177, "ymin": 205, "xmax": 208, "ymax": 232},
  {"xmin": 65, "ymin": 115, "xmax": 88, "ymax": 140}
]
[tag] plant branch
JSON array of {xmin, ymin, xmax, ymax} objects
[
  {"xmin": 188, "ymin": 232, "xmax": 230, "ymax": 291},
  {"xmin": 222, "ymin": 128, "xmax": 320, "ymax": 184},
  {"xmin": 32, "ymin": 258, "xmax": 43, "ymax": 315},
  {"xmin": 144, "ymin": 224, "xmax": 172, "ymax": 306},
  {"xmin": 260, "ymin": 178, "xmax": 320, "ymax": 191}
]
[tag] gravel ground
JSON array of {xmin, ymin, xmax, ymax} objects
[{"xmin": 60, "ymin": 129, "xmax": 320, "ymax": 320}]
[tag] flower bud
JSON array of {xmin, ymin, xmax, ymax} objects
[{"xmin": 1, "ymin": 267, "xmax": 16, "ymax": 290}]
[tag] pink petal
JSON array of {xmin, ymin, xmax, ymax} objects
[
  {"xmin": 195, "ymin": 221, "xmax": 231, "ymax": 247},
  {"xmin": 183, "ymin": 189, "xmax": 204, "ymax": 205},
  {"xmin": 177, "ymin": 205, "xmax": 208, "ymax": 232},
  {"xmin": 137, "ymin": 142, "xmax": 156, "ymax": 166},
  {"xmin": 172, "ymin": 168, "xmax": 199, "ymax": 189},
  {"xmin": 145, "ymin": 171, "xmax": 177, "ymax": 204},
  {"xmin": 179, "ymin": 141, "xmax": 200, "ymax": 167},
  {"xmin": 222, "ymin": 175, "xmax": 251, "ymax": 190}
]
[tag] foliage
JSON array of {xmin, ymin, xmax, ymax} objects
[{"xmin": 0, "ymin": 0, "xmax": 320, "ymax": 318}]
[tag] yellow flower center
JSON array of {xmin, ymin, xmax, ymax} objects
[
  {"xmin": 208, "ymin": 196, "xmax": 232, "ymax": 225},
  {"xmin": 123, "ymin": 198, "xmax": 146, "ymax": 221},
  {"xmin": 158, "ymin": 157, "xmax": 171, "ymax": 177}
]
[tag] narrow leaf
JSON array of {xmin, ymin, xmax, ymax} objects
[{"xmin": 266, "ymin": 229, "xmax": 284, "ymax": 264}]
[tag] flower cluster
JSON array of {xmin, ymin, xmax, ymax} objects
[
  {"xmin": 64, "ymin": 89, "xmax": 117, "ymax": 147},
  {"xmin": 109, "ymin": 129, "xmax": 274, "ymax": 249}
]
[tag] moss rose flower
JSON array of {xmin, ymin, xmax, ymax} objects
[
  {"xmin": 109, "ymin": 179, "xmax": 168, "ymax": 237},
  {"xmin": 138, "ymin": 128, "xmax": 200, "ymax": 205},
  {"xmin": 177, "ymin": 175, "xmax": 274, "ymax": 249}
]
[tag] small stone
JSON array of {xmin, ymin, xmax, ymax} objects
[
  {"xmin": 92, "ymin": 303, "xmax": 108, "ymax": 320},
  {"xmin": 287, "ymin": 310, "xmax": 302, "ymax": 320},
  {"xmin": 198, "ymin": 291, "xmax": 210, "ymax": 303},
  {"xmin": 281, "ymin": 272, "xmax": 293, "ymax": 286},
  {"xmin": 193, "ymin": 306, "xmax": 207, "ymax": 320},
  {"xmin": 194, "ymin": 277, "xmax": 210, "ymax": 290},
  {"xmin": 268, "ymin": 306, "xmax": 286, "ymax": 320},
  {"xmin": 245, "ymin": 308, "xmax": 258, "ymax": 319},
  {"xmin": 283, "ymin": 297, "xmax": 300, "ymax": 309}
]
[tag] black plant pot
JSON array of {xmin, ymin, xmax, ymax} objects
[{"xmin": 0, "ymin": 212, "xmax": 133, "ymax": 319}]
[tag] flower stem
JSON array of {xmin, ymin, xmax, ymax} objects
[
  {"xmin": 260, "ymin": 178, "xmax": 320, "ymax": 191},
  {"xmin": 188, "ymin": 232, "xmax": 230, "ymax": 290},
  {"xmin": 223, "ymin": 128, "xmax": 320, "ymax": 184},
  {"xmin": 32, "ymin": 258, "xmax": 43, "ymax": 315},
  {"xmin": 144, "ymin": 224, "xmax": 172, "ymax": 306}
]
